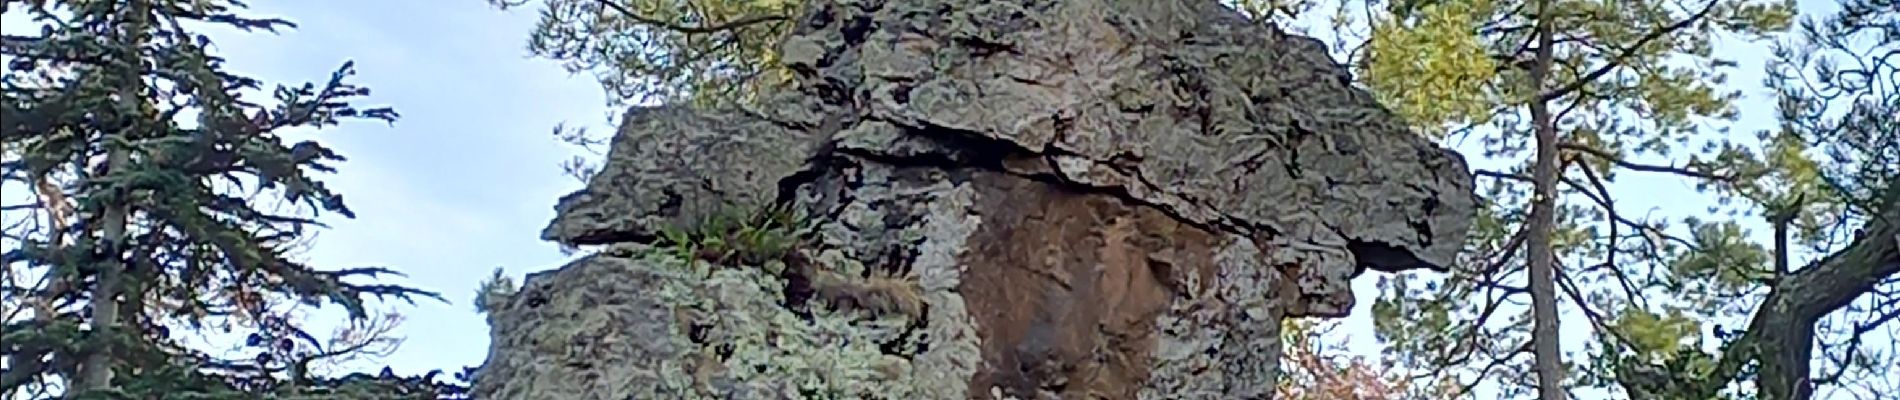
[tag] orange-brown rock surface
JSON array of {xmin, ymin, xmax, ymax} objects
[{"xmin": 473, "ymin": 0, "xmax": 1477, "ymax": 399}]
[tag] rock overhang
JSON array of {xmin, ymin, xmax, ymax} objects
[
  {"xmin": 496, "ymin": 0, "xmax": 1479, "ymax": 398},
  {"xmin": 542, "ymin": 0, "xmax": 1476, "ymax": 312}
]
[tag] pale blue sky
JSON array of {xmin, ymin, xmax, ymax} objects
[
  {"xmin": 1, "ymin": 0, "xmax": 1888, "ymax": 397},
  {"xmin": 1285, "ymin": 1, "xmax": 1896, "ymax": 398},
  {"xmin": 165, "ymin": 0, "xmax": 614, "ymax": 375}
]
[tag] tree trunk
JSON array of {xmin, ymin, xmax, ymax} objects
[
  {"xmin": 1685, "ymin": 184, "xmax": 1899, "ymax": 400},
  {"xmin": 1758, "ymin": 197, "xmax": 1811, "ymax": 399},
  {"xmin": 1527, "ymin": 1, "xmax": 1566, "ymax": 399},
  {"xmin": 1756, "ymin": 316, "xmax": 1816, "ymax": 400},
  {"xmin": 72, "ymin": 151, "xmax": 129, "ymax": 396},
  {"xmin": 72, "ymin": 1, "xmax": 148, "ymax": 395},
  {"xmin": 1753, "ymin": 185, "xmax": 1898, "ymax": 400}
]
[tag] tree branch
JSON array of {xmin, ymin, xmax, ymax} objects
[
  {"xmin": 1554, "ymin": 260, "xmax": 1646, "ymax": 358},
  {"xmin": 1559, "ymin": 142, "xmax": 1735, "ymax": 181},
  {"xmin": 1575, "ymin": 164, "xmax": 1650, "ymax": 307},
  {"xmin": 1476, "ymin": 169, "xmax": 1532, "ymax": 182},
  {"xmin": 1538, "ymin": 0, "xmax": 1721, "ymax": 102},
  {"xmin": 591, "ymin": 0, "xmax": 787, "ymax": 34},
  {"xmin": 1814, "ymin": 304, "xmax": 1900, "ymax": 386},
  {"xmin": 1693, "ymin": 184, "xmax": 1900, "ymax": 399}
]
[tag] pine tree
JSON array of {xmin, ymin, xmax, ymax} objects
[
  {"xmin": 1337, "ymin": 0, "xmax": 1896, "ymax": 397},
  {"xmin": 484, "ymin": 0, "xmax": 808, "ymax": 188},
  {"xmin": 1, "ymin": 0, "xmax": 463, "ymax": 397},
  {"xmin": 1318, "ymin": 0, "xmax": 1797, "ymax": 397},
  {"xmin": 486, "ymin": 0, "xmax": 805, "ymax": 109},
  {"xmin": 1680, "ymin": 1, "xmax": 1897, "ymax": 397}
]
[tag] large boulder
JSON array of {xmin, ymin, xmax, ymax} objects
[{"xmin": 477, "ymin": 0, "xmax": 1477, "ymax": 399}]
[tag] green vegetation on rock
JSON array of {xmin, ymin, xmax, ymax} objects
[{"xmin": 655, "ymin": 203, "xmax": 812, "ymax": 268}]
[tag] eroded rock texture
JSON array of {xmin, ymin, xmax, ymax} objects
[{"xmin": 478, "ymin": 0, "xmax": 1476, "ymax": 398}]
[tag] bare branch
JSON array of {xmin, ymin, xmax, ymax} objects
[{"xmin": 1559, "ymin": 142, "xmax": 1735, "ymax": 181}]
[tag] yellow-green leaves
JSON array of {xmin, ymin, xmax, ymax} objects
[
  {"xmin": 1362, "ymin": 0, "xmax": 1500, "ymax": 134},
  {"xmin": 1609, "ymin": 306, "xmax": 1706, "ymax": 364},
  {"xmin": 1668, "ymin": 219, "xmax": 1772, "ymax": 296},
  {"xmin": 1715, "ymin": 0, "xmax": 1797, "ymax": 38},
  {"xmin": 751, "ymin": 0, "xmax": 794, "ymax": 11},
  {"xmin": 1227, "ymin": 0, "xmax": 1319, "ymax": 23},
  {"xmin": 1354, "ymin": 0, "xmax": 1812, "ymax": 397}
]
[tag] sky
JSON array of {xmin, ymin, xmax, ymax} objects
[
  {"xmin": 162, "ymin": 0, "xmax": 615, "ymax": 375},
  {"xmin": 1280, "ymin": 1, "xmax": 1896, "ymax": 398},
  {"xmin": 0, "ymin": 0, "xmax": 1890, "ymax": 398},
  {"xmin": 3, "ymin": 0, "xmax": 609, "ymax": 378}
]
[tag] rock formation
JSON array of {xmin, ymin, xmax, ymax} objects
[{"xmin": 473, "ymin": 0, "xmax": 1477, "ymax": 398}]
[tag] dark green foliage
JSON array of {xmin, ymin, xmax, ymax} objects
[
  {"xmin": 0, "ymin": 0, "xmax": 464, "ymax": 398},
  {"xmin": 473, "ymin": 267, "xmax": 517, "ymax": 315},
  {"xmin": 1761, "ymin": 0, "xmax": 1897, "ymax": 216},
  {"xmin": 485, "ymin": 0, "xmax": 802, "ymax": 109},
  {"xmin": 655, "ymin": 203, "xmax": 811, "ymax": 267}
]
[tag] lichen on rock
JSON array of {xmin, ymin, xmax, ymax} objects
[
  {"xmin": 474, "ymin": 244, "xmax": 957, "ymax": 399},
  {"xmin": 478, "ymin": 0, "xmax": 1478, "ymax": 398},
  {"xmin": 540, "ymin": 102, "xmax": 831, "ymax": 246}
]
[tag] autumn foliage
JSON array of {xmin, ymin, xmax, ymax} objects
[{"xmin": 1278, "ymin": 319, "xmax": 1459, "ymax": 400}]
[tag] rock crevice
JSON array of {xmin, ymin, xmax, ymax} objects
[{"xmin": 478, "ymin": 0, "xmax": 1477, "ymax": 398}]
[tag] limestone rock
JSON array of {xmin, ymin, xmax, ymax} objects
[{"xmin": 490, "ymin": 0, "xmax": 1478, "ymax": 398}]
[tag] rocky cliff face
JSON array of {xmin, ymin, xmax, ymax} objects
[{"xmin": 472, "ymin": 0, "xmax": 1476, "ymax": 398}]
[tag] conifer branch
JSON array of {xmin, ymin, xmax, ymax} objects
[
  {"xmin": 591, "ymin": 0, "xmax": 787, "ymax": 34},
  {"xmin": 1539, "ymin": 0, "xmax": 1722, "ymax": 102}
]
